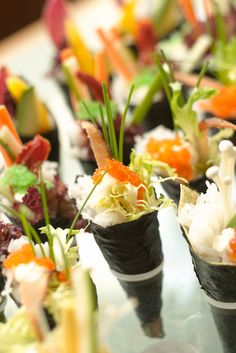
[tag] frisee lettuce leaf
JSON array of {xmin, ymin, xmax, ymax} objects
[
  {"xmin": 170, "ymin": 84, "xmax": 217, "ymax": 144},
  {"xmin": 76, "ymin": 99, "xmax": 118, "ymax": 122},
  {"xmin": 1, "ymin": 165, "xmax": 37, "ymax": 194},
  {"xmin": 129, "ymin": 149, "xmax": 177, "ymax": 180}
]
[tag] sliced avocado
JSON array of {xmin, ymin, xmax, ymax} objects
[{"xmin": 16, "ymin": 86, "xmax": 41, "ymax": 137}]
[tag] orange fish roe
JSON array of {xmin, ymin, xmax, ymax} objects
[
  {"xmin": 92, "ymin": 159, "xmax": 145, "ymax": 200},
  {"xmin": 57, "ymin": 270, "xmax": 67, "ymax": 283},
  {"xmin": 4, "ymin": 244, "xmax": 34, "ymax": 269},
  {"xmin": 3, "ymin": 243, "xmax": 55, "ymax": 270},
  {"xmin": 228, "ymin": 233, "xmax": 236, "ymax": 262},
  {"xmin": 200, "ymin": 86, "xmax": 236, "ymax": 119},
  {"xmin": 146, "ymin": 136, "xmax": 193, "ymax": 181},
  {"xmin": 34, "ymin": 257, "xmax": 55, "ymax": 271}
]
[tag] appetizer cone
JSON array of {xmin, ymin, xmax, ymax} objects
[
  {"xmin": 71, "ymin": 112, "xmax": 173, "ymax": 337},
  {"xmin": 134, "ymin": 54, "xmax": 236, "ymax": 204},
  {"xmin": 0, "ymin": 110, "xmax": 79, "ymax": 232},
  {"xmin": 179, "ymin": 140, "xmax": 236, "ymax": 353},
  {"xmin": 0, "ymin": 68, "xmax": 60, "ymax": 162}
]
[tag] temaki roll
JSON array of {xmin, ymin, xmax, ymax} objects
[
  {"xmin": 0, "ymin": 107, "xmax": 79, "ymax": 233},
  {"xmin": 71, "ymin": 113, "xmax": 173, "ymax": 337},
  {"xmin": 0, "ymin": 67, "xmax": 60, "ymax": 162},
  {"xmin": 134, "ymin": 54, "xmax": 236, "ymax": 204},
  {"xmin": 178, "ymin": 140, "xmax": 236, "ymax": 353}
]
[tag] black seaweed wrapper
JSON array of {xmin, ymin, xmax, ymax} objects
[
  {"xmin": 162, "ymin": 176, "xmax": 209, "ymax": 205},
  {"xmin": 188, "ymin": 244, "xmax": 236, "ymax": 353},
  {"xmin": 20, "ymin": 126, "xmax": 60, "ymax": 163},
  {"xmin": 91, "ymin": 211, "xmax": 164, "ymax": 337}
]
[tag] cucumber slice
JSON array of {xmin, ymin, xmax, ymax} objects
[{"xmin": 16, "ymin": 86, "xmax": 41, "ymax": 137}]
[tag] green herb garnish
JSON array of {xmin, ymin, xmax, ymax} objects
[{"xmin": 2, "ymin": 165, "xmax": 37, "ymax": 194}]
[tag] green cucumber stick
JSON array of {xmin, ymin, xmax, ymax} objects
[{"xmin": 131, "ymin": 73, "xmax": 162, "ymax": 125}]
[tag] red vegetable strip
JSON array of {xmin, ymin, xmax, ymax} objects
[
  {"xmin": 15, "ymin": 135, "xmax": 51, "ymax": 173},
  {"xmin": 135, "ymin": 18, "xmax": 156, "ymax": 65},
  {"xmin": 77, "ymin": 71, "xmax": 107, "ymax": 103},
  {"xmin": 0, "ymin": 105, "xmax": 22, "ymax": 144},
  {"xmin": 43, "ymin": 0, "xmax": 67, "ymax": 49}
]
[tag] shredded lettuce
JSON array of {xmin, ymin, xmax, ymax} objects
[
  {"xmin": 1, "ymin": 165, "xmax": 37, "ymax": 194},
  {"xmin": 129, "ymin": 149, "xmax": 177, "ymax": 180}
]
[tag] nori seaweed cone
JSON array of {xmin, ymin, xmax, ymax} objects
[
  {"xmin": 187, "ymin": 244, "xmax": 236, "ymax": 353},
  {"xmin": 91, "ymin": 210, "xmax": 164, "ymax": 337},
  {"xmin": 162, "ymin": 176, "xmax": 208, "ymax": 205}
]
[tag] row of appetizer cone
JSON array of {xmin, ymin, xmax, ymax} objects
[
  {"xmin": 1, "ymin": 82, "xmax": 236, "ymax": 353},
  {"xmin": 1, "ymin": 0, "xmax": 236, "ymax": 352}
]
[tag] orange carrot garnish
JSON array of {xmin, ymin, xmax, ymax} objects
[
  {"xmin": 146, "ymin": 137, "xmax": 193, "ymax": 181},
  {"xmin": 95, "ymin": 51, "xmax": 109, "ymax": 85},
  {"xmin": 60, "ymin": 47, "xmax": 75, "ymax": 62},
  {"xmin": 177, "ymin": 0, "xmax": 202, "ymax": 36},
  {"xmin": 97, "ymin": 28, "xmax": 137, "ymax": 82},
  {"xmin": 0, "ymin": 105, "xmax": 22, "ymax": 144},
  {"xmin": 200, "ymin": 86, "xmax": 236, "ymax": 118}
]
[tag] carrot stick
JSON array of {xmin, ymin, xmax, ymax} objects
[
  {"xmin": 177, "ymin": 0, "xmax": 202, "ymax": 35},
  {"xmin": 0, "ymin": 145, "xmax": 13, "ymax": 166},
  {"xmin": 0, "ymin": 105, "xmax": 22, "ymax": 144},
  {"xmin": 97, "ymin": 28, "xmax": 137, "ymax": 82},
  {"xmin": 203, "ymin": 0, "xmax": 213, "ymax": 20},
  {"xmin": 60, "ymin": 48, "xmax": 75, "ymax": 62},
  {"xmin": 174, "ymin": 71, "xmax": 223, "ymax": 89},
  {"xmin": 95, "ymin": 51, "xmax": 109, "ymax": 85}
]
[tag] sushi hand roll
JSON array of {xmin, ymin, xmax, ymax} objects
[
  {"xmin": 71, "ymin": 118, "xmax": 173, "ymax": 337},
  {"xmin": 0, "ymin": 67, "xmax": 60, "ymax": 162},
  {"xmin": 0, "ymin": 107, "xmax": 79, "ymax": 232},
  {"xmin": 135, "ymin": 56, "xmax": 236, "ymax": 204},
  {"xmin": 178, "ymin": 140, "xmax": 236, "ymax": 353},
  {"xmin": 0, "ymin": 267, "xmax": 102, "ymax": 353}
]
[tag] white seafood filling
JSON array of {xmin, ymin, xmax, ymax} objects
[
  {"xmin": 179, "ymin": 182, "xmax": 236, "ymax": 262},
  {"xmin": 70, "ymin": 174, "xmax": 143, "ymax": 227},
  {"xmin": 179, "ymin": 140, "xmax": 236, "ymax": 263}
]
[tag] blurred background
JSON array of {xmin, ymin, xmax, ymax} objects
[{"xmin": 0, "ymin": 0, "xmax": 75, "ymax": 40}]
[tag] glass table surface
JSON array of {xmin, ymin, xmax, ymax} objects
[{"xmin": 0, "ymin": 1, "xmax": 225, "ymax": 352}]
